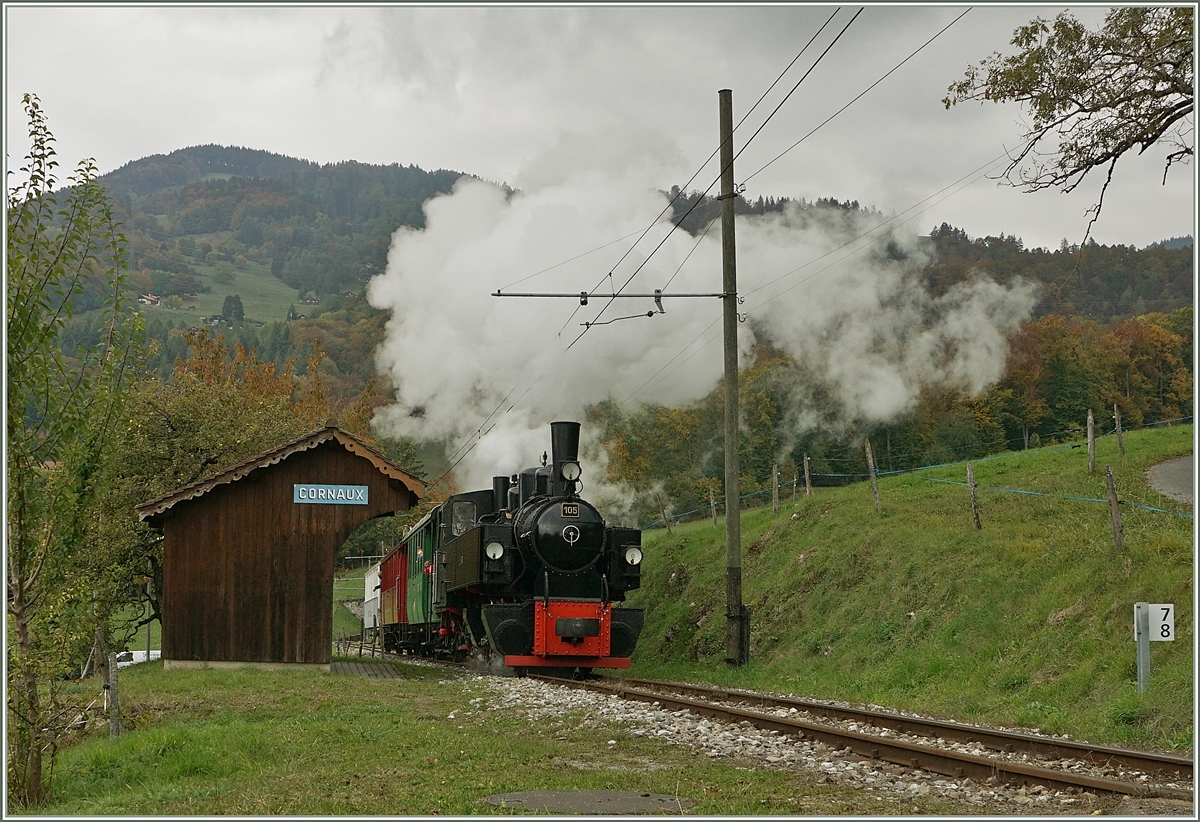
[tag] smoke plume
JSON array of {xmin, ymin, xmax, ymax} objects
[{"xmin": 367, "ymin": 127, "xmax": 1038, "ymax": 491}]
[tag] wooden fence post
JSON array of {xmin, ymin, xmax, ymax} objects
[
  {"xmin": 1105, "ymin": 465, "xmax": 1125, "ymax": 551},
  {"xmin": 1087, "ymin": 409, "xmax": 1096, "ymax": 474},
  {"xmin": 792, "ymin": 471, "xmax": 798, "ymax": 505},
  {"xmin": 772, "ymin": 464, "xmax": 780, "ymax": 514},
  {"xmin": 105, "ymin": 653, "xmax": 122, "ymax": 740},
  {"xmin": 966, "ymin": 463, "xmax": 982, "ymax": 531},
  {"xmin": 1113, "ymin": 404, "xmax": 1125, "ymax": 456},
  {"xmin": 657, "ymin": 493, "xmax": 673, "ymax": 534},
  {"xmin": 803, "ymin": 454, "xmax": 812, "ymax": 498},
  {"xmin": 865, "ymin": 440, "xmax": 881, "ymax": 514},
  {"xmin": 709, "ymin": 487, "xmax": 719, "ymax": 528}
]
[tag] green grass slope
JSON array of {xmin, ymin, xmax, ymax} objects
[
  {"xmin": 332, "ymin": 562, "xmax": 370, "ymax": 641},
  {"xmin": 625, "ymin": 424, "xmax": 1194, "ymax": 752},
  {"xmin": 136, "ymin": 253, "xmax": 310, "ymax": 328}
]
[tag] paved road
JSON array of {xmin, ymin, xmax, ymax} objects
[{"xmin": 1145, "ymin": 455, "xmax": 1194, "ymax": 506}]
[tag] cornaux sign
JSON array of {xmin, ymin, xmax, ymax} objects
[{"xmin": 293, "ymin": 484, "xmax": 369, "ymax": 505}]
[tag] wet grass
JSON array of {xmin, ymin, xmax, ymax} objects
[
  {"xmin": 27, "ymin": 660, "xmax": 975, "ymax": 816},
  {"xmin": 626, "ymin": 424, "xmax": 1194, "ymax": 752}
]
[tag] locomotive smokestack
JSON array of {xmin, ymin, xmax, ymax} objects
[
  {"xmin": 551, "ymin": 421, "xmax": 580, "ymax": 464},
  {"xmin": 550, "ymin": 420, "xmax": 582, "ymax": 497},
  {"xmin": 492, "ymin": 475, "xmax": 512, "ymax": 512}
]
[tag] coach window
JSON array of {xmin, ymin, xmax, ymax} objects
[{"xmin": 451, "ymin": 501, "xmax": 476, "ymax": 537}]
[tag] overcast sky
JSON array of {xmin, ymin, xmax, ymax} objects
[{"xmin": 5, "ymin": 3, "xmax": 1195, "ymax": 252}]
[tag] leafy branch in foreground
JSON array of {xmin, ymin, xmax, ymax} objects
[
  {"xmin": 944, "ymin": 7, "xmax": 1193, "ymax": 247},
  {"xmin": 6, "ymin": 93, "xmax": 143, "ymax": 807}
]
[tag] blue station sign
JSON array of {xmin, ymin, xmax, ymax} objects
[{"xmin": 293, "ymin": 484, "xmax": 369, "ymax": 505}]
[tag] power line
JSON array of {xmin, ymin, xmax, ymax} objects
[
  {"xmin": 742, "ymin": 7, "xmax": 971, "ymax": 185},
  {"xmin": 513, "ymin": 8, "xmax": 835, "ymax": 326},
  {"xmin": 727, "ymin": 7, "xmax": 866, "ymax": 173},
  {"xmin": 459, "ymin": 14, "xmax": 849, "ymax": 476},
  {"xmin": 498, "ymin": 230, "xmax": 644, "ymax": 292},
  {"xmin": 492, "ymin": 5, "xmax": 968, "ymax": 361},
  {"xmin": 431, "ymin": 7, "xmax": 959, "ymax": 480},
  {"xmin": 618, "ymin": 148, "xmax": 1017, "ymax": 405},
  {"xmin": 564, "ymin": 8, "xmax": 854, "ymax": 350}
]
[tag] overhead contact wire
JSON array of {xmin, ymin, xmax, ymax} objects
[
  {"xmin": 620, "ymin": 148, "xmax": 1018, "ymax": 405},
  {"xmin": 742, "ymin": 7, "xmax": 971, "ymax": 184},
  {"xmin": 568, "ymin": 6, "xmax": 859, "ymax": 345}
]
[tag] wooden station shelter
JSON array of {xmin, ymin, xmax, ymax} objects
[{"xmin": 137, "ymin": 421, "xmax": 424, "ymax": 671}]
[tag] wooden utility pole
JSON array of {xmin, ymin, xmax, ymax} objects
[
  {"xmin": 108, "ymin": 653, "xmax": 122, "ymax": 739},
  {"xmin": 720, "ymin": 88, "xmax": 748, "ymax": 666}
]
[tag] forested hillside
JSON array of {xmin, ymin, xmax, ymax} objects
[
  {"xmin": 58, "ymin": 145, "xmax": 1192, "ymax": 526},
  {"xmin": 591, "ymin": 308, "xmax": 1192, "ymax": 526},
  {"xmin": 671, "ymin": 187, "xmax": 1192, "ymax": 323}
]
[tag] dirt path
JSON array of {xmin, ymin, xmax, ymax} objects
[{"xmin": 1145, "ymin": 455, "xmax": 1194, "ymax": 507}]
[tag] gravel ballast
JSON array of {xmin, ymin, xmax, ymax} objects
[{"xmin": 466, "ymin": 675, "xmax": 1131, "ymax": 814}]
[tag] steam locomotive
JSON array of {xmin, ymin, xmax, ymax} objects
[{"xmin": 370, "ymin": 421, "xmax": 644, "ymax": 673}]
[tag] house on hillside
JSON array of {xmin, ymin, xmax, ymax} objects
[{"xmin": 138, "ymin": 293, "xmax": 160, "ymax": 306}]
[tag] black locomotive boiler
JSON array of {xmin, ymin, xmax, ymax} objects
[{"xmin": 375, "ymin": 421, "xmax": 644, "ymax": 673}]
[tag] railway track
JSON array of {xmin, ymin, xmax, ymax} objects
[
  {"xmin": 336, "ymin": 642, "xmax": 1191, "ymax": 802},
  {"xmin": 531, "ymin": 674, "xmax": 1192, "ymax": 801}
]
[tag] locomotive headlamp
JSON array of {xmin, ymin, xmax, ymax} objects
[
  {"xmin": 561, "ymin": 460, "xmax": 582, "ymax": 482},
  {"xmin": 485, "ymin": 541, "xmax": 505, "ymax": 561},
  {"xmin": 624, "ymin": 546, "xmax": 643, "ymax": 566}
]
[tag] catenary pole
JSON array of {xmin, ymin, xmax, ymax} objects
[{"xmin": 720, "ymin": 88, "xmax": 748, "ymax": 665}]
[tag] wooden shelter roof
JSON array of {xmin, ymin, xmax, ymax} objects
[{"xmin": 136, "ymin": 421, "xmax": 425, "ymax": 521}]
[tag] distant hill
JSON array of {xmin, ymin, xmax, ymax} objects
[
  {"xmin": 91, "ymin": 144, "xmax": 468, "ymax": 307},
  {"xmin": 67, "ymin": 146, "xmax": 1192, "ymax": 409},
  {"xmin": 671, "ymin": 188, "xmax": 1194, "ymax": 324},
  {"xmin": 1144, "ymin": 235, "xmax": 1194, "ymax": 250},
  {"xmin": 100, "ymin": 145, "xmax": 317, "ymax": 197}
]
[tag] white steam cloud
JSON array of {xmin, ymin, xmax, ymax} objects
[{"xmin": 367, "ymin": 125, "xmax": 1039, "ymax": 491}]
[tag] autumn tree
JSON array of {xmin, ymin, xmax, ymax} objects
[
  {"xmin": 90, "ymin": 331, "xmax": 340, "ymax": 640},
  {"xmin": 1103, "ymin": 315, "xmax": 1191, "ymax": 426},
  {"xmin": 999, "ymin": 322, "xmax": 1050, "ymax": 449},
  {"xmin": 944, "ymin": 7, "xmax": 1193, "ymax": 240},
  {"xmin": 6, "ymin": 94, "xmax": 143, "ymax": 805}
]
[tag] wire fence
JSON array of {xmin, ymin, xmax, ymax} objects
[{"xmin": 643, "ymin": 415, "xmax": 1194, "ymax": 530}]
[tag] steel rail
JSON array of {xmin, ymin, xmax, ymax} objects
[
  {"xmin": 610, "ymin": 676, "xmax": 1192, "ymax": 781},
  {"xmin": 531, "ymin": 675, "xmax": 1191, "ymax": 800}
]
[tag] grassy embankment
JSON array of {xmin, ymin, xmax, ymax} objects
[
  {"xmin": 624, "ymin": 423, "xmax": 1194, "ymax": 752},
  {"xmin": 22, "ymin": 426, "xmax": 1189, "ymax": 814},
  {"xmin": 35, "ymin": 660, "xmax": 968, "ymax": 816},
  {"xmin": 332, "ymin": 561, "xmax": 370, "ymax": 641}
]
